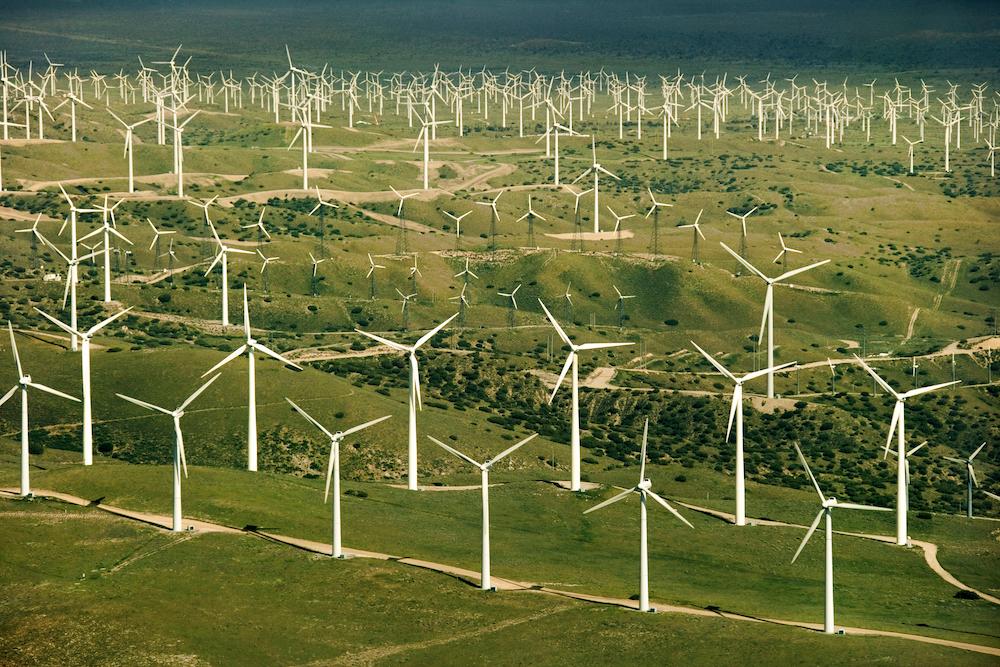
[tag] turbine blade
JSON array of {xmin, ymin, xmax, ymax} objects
[
  {"xmin": 87, "ymin": 307, "xmax": 133, "ymax": 336},
  {"xmin": 538, "ymin": 299, "xmax": 572, "ymax": 346},
  {"xmin": 646, "ymin": 490, "xmax": 694, "ymax": 528},
  {"xmin": 428, "ymin": 435, "xmax": 483, "ymax": 470},
  {"xmin": 116, "ymin": 393, "xmax": 172, "ymax": 415},
  {"xmin": 414, "ymin": 312, "xmax": 458, "ymax": 349},
  {"xmin": 583, "ymin": 487, "xmax": 635, "ymax": 514},
  {"xmin": 253, "ymin": 342, "xmax": 302, "ymax": 371},
  {"xmin": 689, "ymin": 340, "xmax": 736, "ymax": 381},
  {"xmin": 720, "ymin": 242, "xmax": 768, "ymax": 281},
  {"xmin": 27, "ymin": 382, "xmax": 79, "ymax": 402},
  {"xmin": 339, "ymin": 414, "xmax": 392, "ymax": 438},
  {"xmin": 201, "ymin": 344, "xmax": 248, "ymax": 378},
  {"xmin": 792, "ymin": 509, "xmax": 824, "ymax": 563},
  {"xmin": 550, "ymin": 352, "xmax": 575, "ymax": 404},
  {"xmin": 775, "ymin": 260, "xmax": 830, "ymax": 284},
  {"xmin": 575, "ymin": 342, "xmax": 633, "ymax": 351},
  {"xmin": 638, "ymin": 419, "xmax": 648, "ymax": 482},
  {"xmin": 285, "ymin": 397, "xmax": 336, "ymax": 441},
  {"xmin": 324, "ymin": 440, "xmax": 336, "ymax": 503},
  {"xmin": 0, "ymin": 385, "xmax": 18, "ymax": 409},
  {"xmin": 490, "ymin": 433, "xmax": 538, "ymax": 467},
  {"xmin": 853, "ymin": 355, "xmax": 899, "ymax": 399},
  {"xmin": 179, "ymin": 373, "xmax": 220, "ymax": 411},
  {"xmin": 902, "ymin": 380, "xmax": 960, "ymax": 398},
  {"xmin": 355, "ymin": 329, "xmax": 409, "ymax": 353},
  {"xmin": 835, "ymin": 502, "xmax": 892, "ymax": 512},
  {"xmin": 793, "ymin": 442, "xmax": 825, "ymax": 502}
]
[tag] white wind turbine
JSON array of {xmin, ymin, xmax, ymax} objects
[
  {"xmin": 644, "ymin": 188, "xmax": 672, "ymax": 256},
  {"xmin": 240, "ymin": 207, "xmax": 272, "ymax": 245},
  {"xmin": 2, "ymin": 322, "xmax": 80, "ymax": 496},
  {"xmin": 721, "ymin": 242, "xmax": 829, "ymax": 399},
  {"xmin": 286, "ymin": 399, "xmax": 390, "ymax": 558},
  {"xmin": 309, "ymin": 186, "xmax": 338, "ymax": 216},
  {"xmin": 584, "ymin": 420, "xmax": 693, "ymax": 612},
  {"xmin": 166, "ymin": 110, "xmax": 200, "ymax": 198},
  {"xmin": 205, "ymin": 221, "xmax": 254, "ymax": 326},
  {"xmin": 390, "ymin": 185, "xmax": 419, "ymax": 218},
  {"xmin": 539, "ymin": 299, "xmax": 632, "ymax": 491},
  {"xmin": 772, "ymin": 233, "xmax": 802, "ymax": 270},
  {"xmin": 854, "ymin": 355, "xmax": 959, "ymax": 545},
  {"xmin": 726, "ymin": 206, "xmax": 758, "ymax": 260},
  {"xmin": 34, "ymin": 307, "xmax": 131, "ymax": 466},
  {"xmin": 943, "ymin": 442, "xmax": 986, "ymax": 519},
  {"xmin": 108, "ymin": 110, "xmax": 153, "ymax": 193},
  {"xmin": 116, "ymin": 374, "xmax": 221, "ymax": 532},
  {"xmin": 475, "ymin": 189, "xmax": 504, "ymax": 251},
  {"xmin": 429, "ymin": 432, "xmax": 538, "ymax": 590},
  {"xmin": 146, "ymin": 218, "xmax": 176, "ymax": 269},
  {"xmin": 791, "ymin": 442, "xmax": 891, "ymax": 634},
  {"xmin": 677, "ymin": 209, "xmax": 705, "ymax": 263},
  {"xmin": 413, "ymin": 109, "xmax": 450, "ymax": 190},
  {"xmin": 443, "ymin": 209, "xmax": 471, "ymax": 242},
  {"xmin": 454, "ymin": 257, "xmax": 478, "ymax": 284},
  {"xmin": 902, "ymin": 135, "xmax": 922, "ymax": 175},
  {"xmin": 355, "ymin": 313, "xmax": 458, "ymax": 490},
  {"xmin": 36, "ymin": 232, "xmax": 104, "ymax": 354},
  {"xmin": 572, "ymin": 136, "xmax": 620, "ymax": 232},
  {"xmin": 202, "ymin": 286, "xmax": 302, "ymax": 472},
  {"xmin": 53, "ymin": 92, "xmax": 92, "ymax": 143},
  {"xmin": 690, "ymin": 341, "xmax": 794, "ymax": 525},
  {"xmin": 81, "ymin": 197, "xmax": 131, "ymax": 303},
  {"xmin": 516, "ymin": 195, "xmax": 546, "ymax": 246}
]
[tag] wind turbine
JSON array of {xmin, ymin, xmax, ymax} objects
[
  {"xmin": 690, "ymin": 341, "xmax": 794, "ymax": 525},
  {"xmin": 607, "ymin": 207, "xmax": 635, "ymax": 256},
  {"xmin": 396, "ymin": 288, "xmax": 417, "ymax": 328},
  {"xmin": 613, "ymin": 284, "xmax": 635, "ymax": 328},
  {"xmin": 902, "ymin": 135, "xmax": 922, "ymax": 175},
  {"xmin": 678, "ymin": 209, "xmax": 705, "ymax": 263},
  {"xmin": 34, "ymin": 307, "xmax": 131, "ymax": 465},
  {"xmin": 454, "ymin": 257, "xmax": 478, "ymax": 284},
  {"xmin": 791, "ymin": 442, "xmax": 891, "ymax": 634},
  {"xmin": 429, "ymin": 432, "xmax": 538, "ymax": 590},
  {"xmin": 202, "ymin": 286, "xmax": 302, "ymax": 472},
  {"xmin": 205, "ymin": 221, "xmax": 254, "ymax": 326},
  {"xmin": 772, "ymin": 233, "xmax": 802, "ymax": 270},
  {"xmin": 450, "ymin": 283, "xmax": 470, "ymax": 325},
  {"xmin": 726, "ymin": 206, "xmax": 758, "ymax": 262},
  {"xmin": 257, "ymin": 249, "xmax": 279, "ymax": 292},
  {"xmin": 241, "ymin": 207, "xmax": 271, "ymax": 246},
  {"xmin": 53, "ymin": 92, "xmax": 92, "ymax": 143},
  {"xmin": 166, "ymin": 110, "xmax": 200, "ymax": 197},
  {"xmin": 413, "ymin": 108, "xmax": 449, "ymax": 190},
  {"xmin": 516, "ymin": 195, "xmax": 546, "ymax": 248},
  {"xmin": 583, "ymin": 420, "xmax": 693, "ymax": 612},
  {"xmin": 146, "ymin": 218, "xmax": 176, "ymax": 270},
  {"xmin": 116, "ymin": 374, "xmax": 221, "ymax": 532},
  {"xmin": 80, "ymin": 197, "xmax": 131, "ymax": 303},
  {"xmin": 107, "ymin": 110, "xmax": 153, "ymax": 193},
  {"xmin": 562, "ymin": 282, "xmax": 574, "ymax": 319},
  {"xmin": 943, "ymin": 442, "xmax": 986, "ymax": 518},
  {"xmin": 475, "ymin": 190, "xmax": 504, "ymax": 252},
  {"xmin": 721, "ymin": 242, "xmax": 830, "ymax": 399},
  {"xmin": 355, "ymin": 313, "xmax": 458, "ymax": 490},
  {"xmin": 366, "ymin": 252, "xmax": 385, "ymax": 299},
  {"xmin": 539, "ymin": 299, "xmax": 632, "ymax": 491},
  {"xmin": 286, "ymin": 399, "xmax": 390, "ymax": 558},
  {"xmin": 309, "ymin": 252, "xmax": 326, "ymax": 296},
  {"xmin": 309, "ymin": 186, "xmax": 338, "ymax": 257},
  {"xmin": 572, "ymin": 136, "xmax": 620, "ymax": 233},
  {"xmin": 644, "ymin": 188, "xmax": 672, "ymax": 256},
  {"xmin": 36, "ymin": 232, "xmax": 103, "ymax": 354},
  {"xmin": 2, "ymin": 322, "xmax": 80, "ymax": 496},
  {"xmin": 854, "ymin": 355, "xmax": 959, "ymax": 545},
  {"xmin": 443, "ymin": 209, "xmax": 471, "ymax": 248},
  {"xmin": 498, "ymin": 284, "xmax": 520, "ymax": 328}
]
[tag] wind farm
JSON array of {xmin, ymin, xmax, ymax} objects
[{"xmin": 0, "ymin": 1, "xmax": 999, "ymax": 665}]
